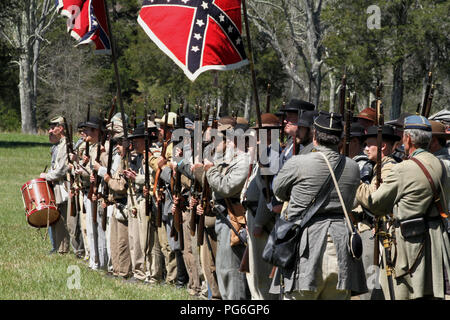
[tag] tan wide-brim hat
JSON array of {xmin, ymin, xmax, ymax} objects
[
  {"xmin": 251, "ymin": 113, "xmax": 282, "ymax": 129},
  {"xmin": 217, "ymin": 115, "xmax": 236, "ymax": 132},
  {"xmin": 106, "ymin": 120, "xmax": 124, "ymax": 140},
  {"xmin": 430, "ymin": 120, "xmax": 450, "ymax": 139},
  {"xmin": 156, "ymin": 112, "xmax": 177, "ymax": 127}
]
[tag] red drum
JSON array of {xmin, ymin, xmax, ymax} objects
[{"xmin": 21, "ymin": 178, "xmax": 60, "ymax": 228}]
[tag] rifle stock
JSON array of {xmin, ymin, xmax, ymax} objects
[
  {"xmin": 421, "ymin": 72, "xmax": 432, "ymax": 117},
  {"xmin": 144, "ymin": 109, "xmax": 151, "ymax": 217},
  {"xmin": 265, "ymin": 83, "xmax": 271, "ymax": 114},
  {"xmin": 154, "ymin": 97, "xmax": 171, "ymax": 227},
  {"xmin": 63, "ymin": 117, "xmax": 77, "ymax": 217},
  {"xmin": 171, "ymin": 105, "xmax": 185, "ymax": 250},
  {"xmin": 339, "ymin": 74, "xmax": 347, "ymax": 116},
  {"xmin": 197, "ymin": 104, "xmax": 214, "ymax": 246}
]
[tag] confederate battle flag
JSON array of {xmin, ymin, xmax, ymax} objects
[
  {"xmin": 55, "ymin": 0, "xmax": 111, "ymax": 54},
  {"xmin": 138, "ymin": 0, "xmax": 249, "ymax": 81}
]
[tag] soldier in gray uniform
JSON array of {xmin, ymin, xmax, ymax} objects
[
  {"xmin": 269, "ymin": 111, "xmax": 367, "ymax": 300},
  {"xmin": 197, "ymin": 116, "xmax": 251, "ymax": 300},
  {"xmin": 271, "ymin": 100, "xmax": 315, "ymax": 214},
  {"xmin": 242, "ymin": 113, "xmax": 281, "ymax": 300}
]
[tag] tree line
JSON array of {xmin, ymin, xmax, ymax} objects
[{"xmin": 0, "ymin": 0, "xmax": 449, "ymax": 133}]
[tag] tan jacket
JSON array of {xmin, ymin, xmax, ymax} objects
[
  {"xmin": 46, "ymin": 137, "xmax": 68, "ymax": 204},
  {"xmin": 355, "ymin": 156, "xmax": 397, "ymax": 231},
  {"xmin": 367, "ymin": 149, "xmax": 450, "ymax": 299}
]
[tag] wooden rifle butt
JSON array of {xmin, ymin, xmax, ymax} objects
[
  {"xmin": 145, "ymin": 194, "xmax": 150, "ymax": 217},
  {"xmin": 170, "ymin": 224, "xmax": 178, "ymax": 240},
  {"xmin": 269, "ymin": 266, "xmax": 277, "ymax": 279},
  {"xmin": 178, "ymin": 218, "xmax": 184, "ymax": 251},
  {"xmin": 101, "ymin": 205, "xmax": 107, "ymax": 232},
  {"xmin": 238, "ymin": 246, "xmax": 250, "ymax": 273},
  {"xmin": 92, "ymin": 199, "xmax": 98, "ymax": 225},
  {"xmin": 156, "ymin": 199, "xmax": 163, "ymax": 228},
  {"xmin": 197, "ymin": 214, "xmax": 205, "ymax": 246},
  {"xmin": 373, "ymin": 217, "xmax": 380, "ymax": 266},
  {"xmin": 189, "ymin": 206, "xmax": 197, "ymax": 237},
  {"xmin": 69, "ymin": 196, "xmax": 76, "ymax": 217}
]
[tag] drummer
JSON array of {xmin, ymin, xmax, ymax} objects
[{"xmin": 40, "ymin": 116, "xmax": 70, "ymax": 255}]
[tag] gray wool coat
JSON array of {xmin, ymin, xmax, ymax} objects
[{"xmin": 269, "ymin": 145, "xmax": 368, "ymax": 295}]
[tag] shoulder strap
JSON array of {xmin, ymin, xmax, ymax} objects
[
  {"xmin": 409, "ymin": 157, "xmax": 447, "ymax": 218},
  {"xmin": 319, "ymin": 152, "xmax": 355, "ymax": 233},
  {"xmin": 297, "ymin": 154, "xmax": 346, "ymax": 229}
]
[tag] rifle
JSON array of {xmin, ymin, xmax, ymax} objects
[
  {"xmin": 343, "ymin": 92, "xmax": 356, "ymax": 156},
  {"xmin": 88, "ymin": 112, "xmax": 105, "ymax": 225},
  {"xmin": 144, "ymin": 109, "xmax": 151, "ymax": 217},
  {"xmin": 421, "ymin": 72, "xmax": 433, "ymax": 118},
  {"xmin": 189, "ymin": 105, "xmax": 204, "ymax": 237},
  {"xmin": 339, "ymin": 74, "xmax": 347, "ymax": 116},
  {"xmin": 265, "ymin": 83, "xmax": 271, "ymax": 113},
  {"xmin": 100, "ymin": 120, "xmax": 114, "ymax": 231},
  {"xmin": 170, "ymin": 105, "xmax": 185, "ymax": 250},
  {"xmin": 83, "ymin": 104, "xmax": 91, "ymax": 167},
  {"xmin": 373, "ymin": 82, "xmax": 396, "ymax": 300},
  {"xmin": 279, "ymin": 100, "xmax": 286, "ymax": 148},
  {"xmin": 198, "ymin": 104, "xmax": 215, "ymax": 246},
  {"xmin": 108, "ymin": 96, "xmax": 117, "ymax": 123},
  {"xmin": 154, "ymin": 96, "xmax": 171, "ymax": 227},
  {"xmin": 63, "ymin": 117, "xmax": 77, "ymax": 217},
  {"xmin": 131, "ymin": 108, "xmax": 137, "ymax": 130}
]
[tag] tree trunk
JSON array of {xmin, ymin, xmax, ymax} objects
[
  {"xmin": 328, "ymin": 73, "xmax": 336, "ymax": 112},
  {"xmin": 19, "ymin": 50, "xmax": 37, "ymax": 134},
  {"xmin": 244, "ymin": 93, "xmax": 251, "ymax": 121},
  {"xmin": 390, "ymin": 59, "xmax": 404, "ymax": 121}
]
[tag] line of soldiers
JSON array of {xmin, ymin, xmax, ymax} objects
[{"xmin": 40, "ymin": 97, "xmax": 450, "ymax": 300}]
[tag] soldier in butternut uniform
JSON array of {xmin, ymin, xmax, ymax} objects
[
  {"xmin": 40, "ymin": 116, "xmax": 70, "ymax": 254},
  {"xmin": 101, "ymin": 117, "xmax": 132, "ymax": 279},
  {"xmin": 365, "ymin": 115, "xmax": 450, "ymax": 299},
  {"xmin": 355, "ymin": 125, "xmax": 400, "ymax": 300}
]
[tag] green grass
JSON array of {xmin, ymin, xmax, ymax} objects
[{"xmin": 0, "ymin": 133, "xmax": 192, "ymax": 300}]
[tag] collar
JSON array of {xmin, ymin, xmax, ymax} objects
[{"xmin": 411, "ymin": 148, "xmax": 426, "ymax": 158}]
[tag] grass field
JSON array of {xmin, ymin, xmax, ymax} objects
[{"xmin": 0, "ymin": 133, "xmax": 192, "ymax": 300}]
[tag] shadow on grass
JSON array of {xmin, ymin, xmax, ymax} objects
[{"xmin": 0, "ymin": 141, "xmax": 52, "ymax": 149}]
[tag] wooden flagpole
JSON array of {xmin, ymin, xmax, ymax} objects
[
  {"xmin": 102, "ymin": 0, "xmax": 128, "ymax": 139},
  {"xmin": 241, "ymin": 0, "xmax": 262, "ymax": 126}
]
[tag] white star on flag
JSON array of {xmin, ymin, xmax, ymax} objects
[
  {"xmin": 196, "ymin": 19, "xmax": 205, "ymax": 27},
  {"xmin": 236, "ymin": 38, "xmax": 241, "ymax": 45},
  {"xmin": 219, "ymin": 14, "xmax": 225, "ymax": 22},
  {"xmin": 201, "ymin": 1, "xmax": 208, "ymax": 9},
  {"xmin": 191, "ymin": 46, "xmax": 200, "ymax": 52},
  {"xmin": 193, "ymin": 33, "xmax": 202, "ymax": 40},
  {"xmin": 228, "ymin": 25, "xmax": 233, "ymax": 33},
  {"xmin": 181, "ymin": 0, "xmax": 189, "ymax": 3}
]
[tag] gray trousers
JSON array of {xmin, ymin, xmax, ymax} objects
[
  {"xmin": 66, "ymin": 198, "xmax": 84, "ymax": 256},
  {"xmin": 245, "ymin": 211, "xmax": 278, "ymax": 300},
  {"xmin": 359, "ymin": 229, "xmax": 384, "ymax": 300},
  {"xmin": 83, "ymin": 195, "xmax": 108, "ymax": 270},
  {"xmin": 215, "ymin": 217, "xmax": 249, "ymax": 300},
  {"xmin": 52, "ymin": 202, "xmax": 70, "ymax": 254}
]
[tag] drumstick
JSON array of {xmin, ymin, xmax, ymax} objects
[{"xmin": 43, "ymin": 165, "xmax": 48, "ymax": 173}]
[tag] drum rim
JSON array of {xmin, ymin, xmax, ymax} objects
[
  {"xmin": 21, "ymin": 178, "xmax": 49, "ymax": 192},
  {"xmin": 27, "ymin": 205, "xmax": 60, "ymax": 228},
  {"xmin": 27, "ymin": 204, "xmax": 59, "ymax": 217}
]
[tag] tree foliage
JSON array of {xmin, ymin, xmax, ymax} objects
[{"xmin": 0, "ymin": 0, "xmax": 449, "ymax": 131}]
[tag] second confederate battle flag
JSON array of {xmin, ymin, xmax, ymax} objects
[
  {"xmin": 55, "ymin": 0, "xmax": 111, "ymax": 54},
  {"xmin": 138, "ymin": 0, "xmax": 249, "ymax": 81}
]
